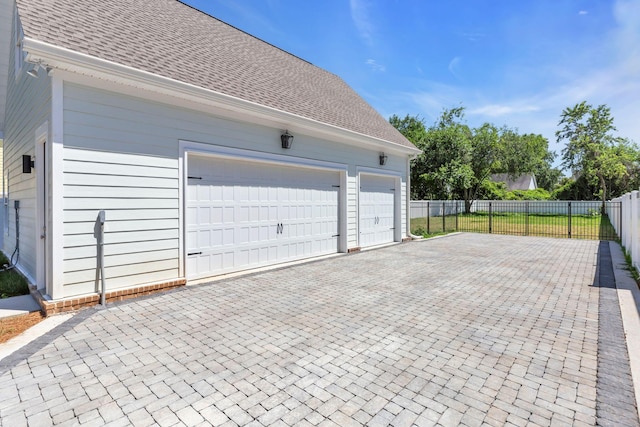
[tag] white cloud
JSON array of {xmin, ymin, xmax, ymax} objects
[
  {"xmin": 460, "ymin": 32, "xmax": 486, "ymax": 42},
  {"xmin": 350, "ymin": 0, "xmax": 375, "ymax": 45},
  {"xmin": 448, "ymin": 57, "xmax": 462, "ymax": 78},
  {"xmin": 365, "ymin": 59, "xmax": 386, "ymax": 72},
  {"xmin": 469, "ymin": 104, "xmax": 540, "ymax": 117},
  {"xmin": 578, "ymin": 10, "xmax": 588, "ymax": 15}
]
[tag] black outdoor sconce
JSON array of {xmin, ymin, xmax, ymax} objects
[
  {"xmin": 379, "ymin": 152, "xmax": 388, "ymax": 166},
  {"xmin": 281, "ymin": 130, "xmax": 293, "ymax": 149},
  {"xmin": 22, "ymin": 155, "xmax": 34, "ymax": 173}
]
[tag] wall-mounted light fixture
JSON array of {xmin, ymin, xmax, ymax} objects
[
  {"xmin": 26, "ymin": 62, "xmax": 52, "ymax": 78},
  {"xmin": 26, "ymin": 65, "xmax": 39, "ymax": 78},
  {"xmin": 22, "ymin": 155, "xmax": 34, "ymax": 173},
  {"xmin": 281, "ymin": 130, "xmax": 294, "ymax": 149},
  {"xmin": 379, "ymin": 152, "xmax": 388, "ymax": 166}
]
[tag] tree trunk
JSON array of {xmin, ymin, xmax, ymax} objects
[
  {"xmin": 599, "ymin": 174, "xmax": 607, "ymax": 214},
  {"xmin": 464, "ymin": 189, "xmax": 473, "ymax": 214}
]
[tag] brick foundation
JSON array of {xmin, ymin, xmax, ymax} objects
[
  {"xmin": 347, "ymin": 247, "xmax": 361, "ymax": 253},
  {"xmin": 31, "ymin": 279, "xmax": 186, "ymax": 316}
]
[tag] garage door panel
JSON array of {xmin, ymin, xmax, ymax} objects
[
  {"xmin": 359, "ymin": 174, "xmax": 396, "ymax": 248},
  {"xmin": 187, "ymin": 155, "xmax": 340, "ymax": 279}
]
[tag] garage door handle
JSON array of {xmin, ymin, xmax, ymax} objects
[
  {"xmin": 188, "ymin": 176, "xmax": 202, "ymax": 180},
  {"xmin": 188, "ymin": 252, "xmax": 202, "ymax": 256}
]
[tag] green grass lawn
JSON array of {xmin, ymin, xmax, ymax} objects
[
  {"xmin": 0, "ymin": 253, "xmax": 30, "ymax": 299},
  {"xmin": 411, "ymin": 212, "xmax": 617, "ymax": 241}
]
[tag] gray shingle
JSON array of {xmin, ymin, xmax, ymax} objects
[{"xmin": 16, "ymin": 0, "xmax": 415, "ymax": 149}]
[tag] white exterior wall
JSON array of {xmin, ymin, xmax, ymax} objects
[
  {"xmin": 61, "ymin": 81, "xmax": 409, "ymax": 298},
  {"xmin": 3, "ymin": 7, "xmax": 51, "ymax": 283}
]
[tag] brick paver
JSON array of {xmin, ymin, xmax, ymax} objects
[{"xmin": 0, "ymin": 233, "xmax": 636, "ymax": 426}]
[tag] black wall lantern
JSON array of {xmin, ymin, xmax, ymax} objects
[
  {"xmin": 379, "ymin": 152, "xmax": 388, "ymax": 166},
  {"xmin": 281, "ymin": 130, "xmax": 293, "ymax": 149},
  {"xmin": 22, "ymin": 155, "xmax": 34, "ymax": 173}
]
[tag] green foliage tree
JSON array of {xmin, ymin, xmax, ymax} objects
[
  {"xmin": 495, "ymin": 130, "xmax": 561, "ymax": 191},
  {"xmin": 391, "ymin": 108, "xmax": 560, "ymax": 211},
  {"xmin": 389, "ymin": 114, "xmax": 429, "ymax": 199},
  {"xmin": 556, "ymin": 101, "xmax": 639, "ymax": 206},
  {"xmin": 412, "ymin": 107, "xmax": 502, "ymax": 212}
]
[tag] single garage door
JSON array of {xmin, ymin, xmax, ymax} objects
[
  {"xmin": 359, "ymin": 174, "xmax": 396, "ymax": 247},
  {"xmin": 186, "ymin": 155, "xmax": 340, "ymax": 279}
]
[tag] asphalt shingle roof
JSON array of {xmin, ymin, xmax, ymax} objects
[{"xmin": 16, "ymin": 0, "xmax": 415, "ymax": 149}]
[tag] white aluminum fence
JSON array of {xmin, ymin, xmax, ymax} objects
[
  {"xmin": 609, "ymin": 191, "xmax": 639, "ymax": 271},
  {"xmin": 410, "ymin": 200, "xmax": 464, "ymax": 218}
]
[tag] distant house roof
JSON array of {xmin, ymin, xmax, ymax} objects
[
  {"xmin": 491, "ymin": 174, "xmax": 538, "ymax": 191},
  {"xmin": 15, "ymin": 0, "xmax": 415, "ymax": 150}
]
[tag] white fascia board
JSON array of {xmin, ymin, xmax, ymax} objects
[{"xmin": 22, "ymin": 38, "xmax": 420, "ymax": 156}]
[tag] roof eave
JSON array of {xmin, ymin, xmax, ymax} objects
[{"xmin": 23, "ymin": 37, "xmax": 420, "ymax": 156}]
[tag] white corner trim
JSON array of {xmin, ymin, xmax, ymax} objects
[
  {"xmin": 35, "ymin": 121, "xmax": 48, "ymax": 291},
  {"xmin": 49, "ymin": 75, "xmax": 64, "ymax": 299},
  {"xmin": 22, "ymin": 38, "xmax": 420, "ymax": 156}
]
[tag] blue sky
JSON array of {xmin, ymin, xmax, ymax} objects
[{"xmin": 183, "ymin": 0, "xmax": 640, "ymax": 167}]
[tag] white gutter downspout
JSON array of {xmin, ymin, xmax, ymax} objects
[{"xmin": 406, "ymin": 155, "xmax": 423, "ymax": 240}]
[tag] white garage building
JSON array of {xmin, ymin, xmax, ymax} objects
[{"xmin": 0, "ymin": 0, "xmax": 419, "ymax": 310}]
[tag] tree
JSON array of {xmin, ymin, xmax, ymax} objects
[
  {"xmin": 413, "ymin": 107, "xmax": 502, "ymax": 212},
  {"xmin": 392, "ymin": 107, "xmax": 564, "ymax": 209},
  {"xmin": 556, "ymin": 101, "xmax": 638, "ymax": 207},
  {"xmin": 389, "ymin": 114, "xmax": 429, "ymax": 199},
  {"xmin": 497, "ymin": 131, "xmax": 561, "ymax": 191}
]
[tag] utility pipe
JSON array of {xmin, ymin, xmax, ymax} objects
[{"xmin": 97, "ymin": 210, "xmax": 106, "ymax": 306}]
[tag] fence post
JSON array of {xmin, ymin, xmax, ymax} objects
[
  {"xmin": 620, "ymin": 199, "xmax": 623, "ymax": 241},
  {"xmin": 427, "ymin": 201, "xmax": 430, "ymax": 234},
  {"xmin": 525, "ymin": 201, "xmax": 529, "ymax": 236},
  {"xmin": 626, "ymin": 193, "xmax": 633, "ymax": 251},
  {"xmin": 455, "ymin": 201, "xmax": 459, "ymax": 231},
  {"xmin": 631, "ymin": 191, "xmax": 639, "ymax": 268},
  {"xmin": 489, "ymin": 201, "xmax": 492, "ymax": 234},
  {"xmin": 568, "ymin": 202, "xmax": 572, "ymax": 239},
  {"xmin": 442, "ymin": 201, "xmax": 446, "ymax": 232}
]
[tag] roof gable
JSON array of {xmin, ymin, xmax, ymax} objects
[
  {"xmin": 15, "ymin": 0, "xmax": 415, "ymax": 150},
  {"xmin": 491, "ymin": 173, "xmax": 537, "ymax": 191}
]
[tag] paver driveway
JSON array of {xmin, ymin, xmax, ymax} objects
[{"xmin": 0, "ymin": 233, "xmax": 637, "ymax": 426}]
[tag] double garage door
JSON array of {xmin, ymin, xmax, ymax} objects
[{"xmin": 186, "ymin": 155, "xmax": 340, "ymax": 279}]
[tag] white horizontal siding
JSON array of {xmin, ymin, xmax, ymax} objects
[
  {"xmin": 3, "ymin": 11, "xmax": 51, "ymax": 282},
  {"xmin": 62, "ymin": 147, "xmax": 179, "ymax": 298},
  {"xmin": 63, "ymin": 81, "xmax": 409, "ymax": 295},
  {"xmin": 64, "ymin": 239, "xmax": 178, "ymax": 259}
]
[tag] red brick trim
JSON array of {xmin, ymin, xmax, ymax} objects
[
  {"xmin": 347, "ymin": 247, "xmax": 361, "ymax": 253},
  {"xmin": 31, "ymin": 279, "xmax": 186, "ymax": 316}
]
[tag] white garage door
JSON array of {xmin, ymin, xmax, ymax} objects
[
  {"xmin": 186, "ymin": 155, "xmax": 340, "ymax": 279},
  {"xmin": 359, "ymin": 174, "xmax": 396, "ymax": 247}
]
